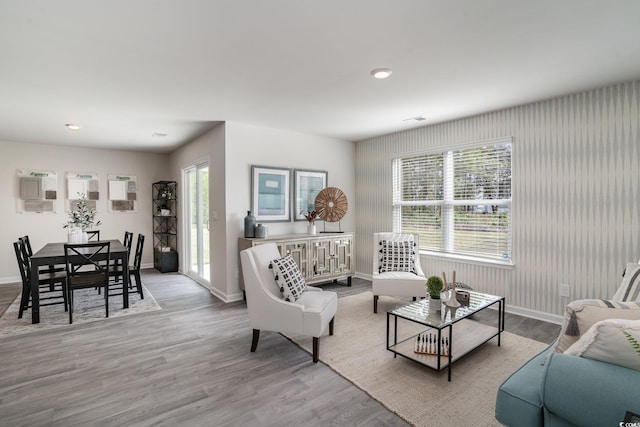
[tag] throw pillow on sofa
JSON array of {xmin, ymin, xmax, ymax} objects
[
  {"xmin": 613, "ymin": 263, "xmax": 640, "ymax": 302},
  {"xmin": 564, "ymin": 318, "xmax": 640, "ymax": 371},
  {"xmin": 554, "ymin": 299, "xmax": 640, "ymax": 353}
]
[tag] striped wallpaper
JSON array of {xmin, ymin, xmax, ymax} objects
[{"xmin": 355, "ymin": 81, "xmax": 639, "ymax": 320}]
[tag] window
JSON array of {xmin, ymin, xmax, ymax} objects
[{"xmin": 393, "ymin": 138, "xmax": 512, "ymax": 262}]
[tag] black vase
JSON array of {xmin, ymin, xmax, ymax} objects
[{"xmin": 244, "ymin": 211, "xmax": 256, "ymax": 238}]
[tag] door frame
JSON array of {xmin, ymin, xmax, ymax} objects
[{"xmin": 182, "ymin": 159, "xmax": 210, "ymax": 286}]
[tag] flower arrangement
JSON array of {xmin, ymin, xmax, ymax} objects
[
  {"xmin": 63, "ymin": 193, "xmax": 102, "ymax": 231},
  {"xmin": 304, "ymin": 210, "xmax": 318, "ymax": 224}
]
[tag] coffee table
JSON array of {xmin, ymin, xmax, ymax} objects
[{"xmin": 386, "ymin": 290, "xmax": 505, "ymax": 381}]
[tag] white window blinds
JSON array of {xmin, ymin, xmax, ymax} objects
[{"xmin": 393, "ymin": 139, "xmax": 512, "ymax": 261}]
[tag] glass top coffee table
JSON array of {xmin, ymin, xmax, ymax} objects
[{"xmin": 386, "ymin": 290, "xmax": 505, "ymax": 381}]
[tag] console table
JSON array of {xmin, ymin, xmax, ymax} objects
[{"xmin": 238, "ymin": 232, "xmax": 354, "ymax": 291}]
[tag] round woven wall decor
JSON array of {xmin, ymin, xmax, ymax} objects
[{"xmin": 314, "ymin": 187, "xmax": 348, "ymax": 223}]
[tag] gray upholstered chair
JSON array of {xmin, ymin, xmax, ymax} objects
[
  {"xmin": 240, "ymin": 243, "xmax": 337, "ymax": 363},
  {"xmin": 372, "ymin": 232, "xmax": 426, "ymax": 313}
]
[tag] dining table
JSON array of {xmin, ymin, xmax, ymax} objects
[{"xmin": 29, "ymin": 239, "xmax": 129, "ymax": 324}]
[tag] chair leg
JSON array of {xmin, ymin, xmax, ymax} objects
[
  {"xmin": 105, "ymin": 285, "xmax": 109, "ymax": 318},
  {"xmin": 62, "ymin": 281, "xmax": 69, "ymax": 312},
  {"xmin": 68, "ymin": 288, "xmax": 74, "ymax": 324},
  {"xmin": 134, "ymin": 270, "xmax": 144, "ymax": 299},
  {"xmin": 329, "ymin": 317, "xmax": 335, "ymax": 336},
  {"xmin": 313, "ymin": 337, "xmax": 319, "ymax": 363},
  {"xmin": 18, "ymin": 282, "xmax": 30, "ymax": 319},
  {"xmin": 250, "ymin": 329, "xmax": 260, "ymax": 352},
  {"xmin": 373, "ymin": 295, "xmax": 379, "ymax": 314}
]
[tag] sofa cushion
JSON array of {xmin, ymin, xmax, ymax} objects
[
  {"xmin": 379, "ymin": 239, "xmax": 417, "ymax": 274},
  {"xmin": 495, "ymin": 343, "xmax": 553, "ymax": 427},
  {"xmin": 553, "ymin": 299, "xmax": 640, "ymax": 353},
  {"xmin": 542, "ymin": 352, "xmax": 640, "ymax": 427},
  {"xmin": 564, "ymin": 319, "xmax": 640, "ymax": 371},
  {"xmin": 613, "ymin": 263, "xmax": 640, "ymax": 302},
  {"xmin": 271, "ymin": 254, "xmax": 307, "ymax": 302}
]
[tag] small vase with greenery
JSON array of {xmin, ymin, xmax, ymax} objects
[
  {"xmin": 304, "ymin": 210, "xmax": 318, "ymax": 235},
  {"xmin": 63, "ymin": 193, "xmax": 101, "ymax": 242},
  {"xmin": 426, "ymin": 275, "xmax": 444, "ymax": 312}
]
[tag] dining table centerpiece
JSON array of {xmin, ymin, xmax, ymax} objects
[{"xmin": 64, "ymin": 193, "xmax": 102, "ymax": 243}]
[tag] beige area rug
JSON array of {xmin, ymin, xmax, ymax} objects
[
  {"xmin": 285, "ymin": 291, "xmax": 549, "ymax": 427},
  {"xmin": 0, "ymin": 284, "xmax": 161, "ymax": 338}
]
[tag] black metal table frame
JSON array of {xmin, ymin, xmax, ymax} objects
[
  {"xmin": 386, "ymin": 295, "xmax": 505, "ymax": 381},
  {"xmin": 29, "ymin": 239, "xmax": 130, "ymax": 324}
]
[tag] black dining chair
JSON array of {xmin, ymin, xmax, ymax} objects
[
  {"xmin": 86, "ymin": 230, "xmax": 100, "ymax": 241},
  {"xmin": 13, "ymin": 240, "xmax": 68, "ymax": 319},
  {"xmin": 65, "ymin": 241, "xmax": 111, "ymax": 324},
  {"xmin": 109, "ymin": 234, "xmax": 145, "ymax": 299},
  {"xmin": 109, "ymin": 231, "xmax": 133, "ymax": 284},
  {"xmin": 20, "ymin": 235, "xmax": 65, "ymax": 274}
]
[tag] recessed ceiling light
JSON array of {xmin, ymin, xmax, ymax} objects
[
  {"xmin": 371, "ymin": 68, "xmax": 392, "ymax": 79},
  {"xmin": 65, "ymin": 123, "xmax": 81, "ymax": 130}
]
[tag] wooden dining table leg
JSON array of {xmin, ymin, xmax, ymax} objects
[
  {"xmin": 30, "ymin": 261, "xmax": 40, "ymax": 324},
  {"xmin": 122, "ymin": 253, "xmax": 129, "ymax": 309}
]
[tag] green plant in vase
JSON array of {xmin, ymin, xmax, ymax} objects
[
  {"xmin": 426, "ymin": 275, "xmax": 444, "ymax": 312},
  {"xmin": 63, "ymin": 193, "xmax": 101, "ymax": 242}
]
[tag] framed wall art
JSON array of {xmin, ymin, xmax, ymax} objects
[
  {"xmin": 294, "ymin": 169, "xmax": 327, "ymax": 221},
  {"xmin": 108, "ymin": 174, "xmax": 137, "ymax": 213},
  {"xmin": 251, "ymin": 165, "xmax": 291, "ymax": 222},
  {"xmin": 16, "ymin": 169, "xmax": 58, "ymax": 213},
  {"xmin": 67, "ymin": 172, "xmax": 99, "ymax": 211}
]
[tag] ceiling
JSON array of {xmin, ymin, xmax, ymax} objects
[{"xmin": 1, "ymin": 1, "xmax": 640, "ymax": 154}]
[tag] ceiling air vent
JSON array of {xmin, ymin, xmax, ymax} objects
[{"xmin": 402, "ymin": 116, "xmax": 427, "ymax": 122}]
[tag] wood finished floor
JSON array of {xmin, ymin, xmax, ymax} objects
[{"xmin": 0, "ymin": 272, "xmax": 560, "ymax": 426}]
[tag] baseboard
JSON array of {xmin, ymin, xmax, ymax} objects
[
  {"xmin": 0, "ymin": 275, "xmax": 21, "ymax": 285},
  {"xmin": 354, "ymin": 271, "xmax": 563, "ymax": 325},
  {"xmin": 504, "ymin": 304, "xmax": 563, "ymax": 325}
]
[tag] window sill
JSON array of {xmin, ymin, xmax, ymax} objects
[{"xmin": 419, "ymin": 250, "xmax": 515, "ymax": 270}]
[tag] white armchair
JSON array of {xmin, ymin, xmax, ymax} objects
[
  {"xmin": 372, "ymin": 232, "xmax": 426, "ymax": 313},
  {"xmin": 240, "ymin": 242, "xmax": 337, "ymax": 363}
]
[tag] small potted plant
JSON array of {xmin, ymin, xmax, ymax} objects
[
  {"xmin": 63, "ymin": 193, "xmax": 102, "ymax": 243},
  {"xmin": 304, "ymin": 210, "xmax": 318, "ymax": 235},
  {"xmin": 426, "ymin": 275, "xmax": 444, "ymax": 312}
]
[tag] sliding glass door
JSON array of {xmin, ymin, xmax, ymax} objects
[{"xmin": 184, "ymin": 163, "xmax": 210, "ymax": 283}]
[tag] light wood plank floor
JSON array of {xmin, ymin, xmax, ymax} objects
[{"xmin": 0, "ymin": 271, "xmax": 560, "ymax": 426}]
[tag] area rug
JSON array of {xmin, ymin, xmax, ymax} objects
[
  {"xmin": 0, "ymin": 284, "xmax": 161, "ymax": 338},
  {"xmin": 285, "ymin": 291, "xmax": 549, "ymax": 427}
]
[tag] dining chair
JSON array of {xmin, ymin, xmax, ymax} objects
[
  {"xmin": 86, "ymin": 230, "xmax": 100, "ymax": 241},
  {"xmin": 109, "ymin": 234, "xmax": 145, "ymax": 299},
  {"xmin": 64, "ymin": 241, "xmax": 111, "ymax": 323},
  {"xmin": 103, "ymin": 231, "xmax": 133, "ymax": 290},
  {"xmin": 20, "ymin": 235, "xmax": 65, "ymax": 274},
  {"xmin": 13, "ymin": 240, "xmax": 68, "ymax": 319}
]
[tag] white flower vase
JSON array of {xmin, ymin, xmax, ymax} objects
[
  {"xmin": 308, "ymin": 224, "xmax": 317, "ymax": 235},
  {"xmin": 81, "ymin": 231, "xmax": 88, "ymax": 243},
  {"xmin": 68, "ymin": 227, "xmax": 80, "ymax": 243}
]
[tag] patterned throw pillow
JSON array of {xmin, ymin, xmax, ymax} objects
[
  {"xmin": 379, "ymin": 240, "xmax": 417, "ymax": 274},
  {"xmin": 613, "ymin": 263, "xmax": 640, "ymax": 302},
  {"xmin": 271, "ymin": 254, "xmax": 307, "ymax": 302},
  {"xmin": 553, "ymin": 299, "xmax": 640, "ymax": 353},
  {"xmin": 564, "ymin": 319, "xmax": 640, "ymax": 371}
]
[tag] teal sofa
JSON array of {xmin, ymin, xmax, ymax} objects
[{"xmin": 495, "ymin": 343, "xmax": 640, "ymax": 427}]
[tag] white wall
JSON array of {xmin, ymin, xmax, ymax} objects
[
  {"xmin": 355, "ymin": 81, "xmax": 640, "ymax": 322},
  {"xmin": 0, "ymin": 140, "xmax": 170, "ymax": 283},
  {"xmin": 224, "ymin": 122, "xmax": 355, "ymax": 301},
  {"xmin": 168, "ymin": 123, "xmax": 226, "ymax": 298}
]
